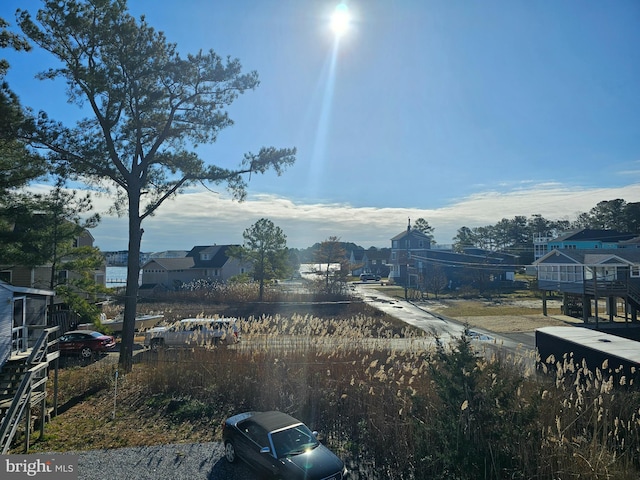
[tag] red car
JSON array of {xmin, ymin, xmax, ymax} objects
[{"xmin": 58, "ymin": 330, "xmax": 116, "ymax": 359}]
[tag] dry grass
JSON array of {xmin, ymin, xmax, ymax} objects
[{"xmin": 14, "ymin": 293, "xmax": 640, "ymax": 479}]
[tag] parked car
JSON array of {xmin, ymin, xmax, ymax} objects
[
  {"xmin": 58, "ymin": 330, "xmax": 116, "ymax": 359},
  {"xmin": 143, "ymin": 318, "xmax": 239, "ymax": 350},
  {"xmin": 359, "ymin": 273, "xmax": 380, "ymax": 281},
  {"xmin": 223, "ymin": 410, "xmax": 348, "ymax": 480}
]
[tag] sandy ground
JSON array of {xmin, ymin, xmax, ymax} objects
[
  {"xmin": 413, "ymin": 298, "xmax": 579, "ymax": 334},
  {"xmin": 449, "ymin": 314, "xmax": 574, "ymax": 334}
]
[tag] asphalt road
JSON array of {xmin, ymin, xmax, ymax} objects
[{"xmin": 352, "ymin": 283, "xmax": 537, "ymax": 364}]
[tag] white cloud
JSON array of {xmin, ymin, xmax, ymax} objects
[{"xmin": 85, "ymin": 182, "xmax": 640, "ymax": 252}]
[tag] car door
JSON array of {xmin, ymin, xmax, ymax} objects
[
  {"xmin": 236, "ymin": 420, "xmax": 280, "ymax": 475},
  {"xmin": 163, "ymin": 324, "xmax": 184, "ymax": 346}
]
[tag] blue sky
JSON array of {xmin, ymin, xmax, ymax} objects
[{"xmin": 2, "ymin": 1, "xmax": 640, "ymax": 252}]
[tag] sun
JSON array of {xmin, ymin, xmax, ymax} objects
[{"xmin": 330, "ymin": 3, "xmax": 351, "ymax": 37}]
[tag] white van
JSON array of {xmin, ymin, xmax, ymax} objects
[{"xmin": 144, "ymin": 318, "xmax": 239, "ymax": 349}]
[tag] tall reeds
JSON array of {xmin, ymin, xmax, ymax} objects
[{"xmin": 78, "ymin": 313, "xmax": 640, "ymax": 478}]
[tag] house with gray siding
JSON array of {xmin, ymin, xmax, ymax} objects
[
  {"xmin": 533, "ymin": 248, "xmax": 640, "ymax": 324},
  {"xmin": 0, "ymin": 282, "xmax": 55, "ymax": 369},
  {"xmin": 0, "ymin": 281, "xmax": 59, "ymax": 453},
  {"xmin": 389, "ymin": 221, "xmax": 433, "ymax": 286},
  {"xmin": 141, "ymin": 245, "xmax": 249, "ymax": 289}
]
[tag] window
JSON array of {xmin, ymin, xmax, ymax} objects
[
  {"xmin": 0, "ymin": 270, "xmax": 11, "ymax": 283},
  {"xmin": 631, "ymin": 266, "xmax": 640, "ymax": 278},
  {"xmin": 240, "ymin": 421, "xmax": 269, "ymax": 447},
  {"xmin": 539, "ymin": 265, "xmax": 583, "ymax": 283},
  {"xmin": 58, "ymin": 270, "xmax": 69, "ymax": 284}
]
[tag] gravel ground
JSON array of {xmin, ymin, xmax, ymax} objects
[{"xmin": 73, "ymin": 442, "xmax": 259, "ymax": 480}]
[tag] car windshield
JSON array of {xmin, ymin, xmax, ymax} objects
[
  {"xmin": 89, "ymin": 331, "xmax": 104, "ymax": 338},
  {"xmin": 270, "ymin": 424, "xmax": 319, "ymax": 458}
]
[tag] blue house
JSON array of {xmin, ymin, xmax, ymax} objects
[{"xmin": 546, "ymin": 229, "xmax": 638, "ymax": 252}]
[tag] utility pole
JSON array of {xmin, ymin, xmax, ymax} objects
[{"xmin": 405, "ymin": 218, "xmax": 410, "ymax": 300}]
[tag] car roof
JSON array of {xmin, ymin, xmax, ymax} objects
[
  {"xmin": 178, "ymin": 318, "xmax": 235, "ymax": 324},
  {"xmin": 63, "ymin": 330, "xmax": 104, "ymax": 335},
  {"xmin": 249, "ymin": 411, "xmax": 302, "ymax": 432}
]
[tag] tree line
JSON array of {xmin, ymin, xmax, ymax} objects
[{"xmin": 450, "ymin": 200, "xmax": 640, "ymax": 264}]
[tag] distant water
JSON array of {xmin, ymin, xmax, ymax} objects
[
  {"xmin": 106, "ymin": 266, "xmax": 141, "ymax": 287},
  {"xmin": 106, "ymin": 264, "xmax": 331, "ymax": 288}
]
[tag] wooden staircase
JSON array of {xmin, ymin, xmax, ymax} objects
[
  {"xmin": 585, "ymin": 280, "xmax": 640, "ymax": 311},
  {"xmin": 0, "ymin": 326, "xmax": 59, "ymax": 453}
]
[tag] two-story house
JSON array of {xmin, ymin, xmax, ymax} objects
[
  {"xmin": 141, "ymin": 245, "xmax": 249, "ymax": 289},
  {"xmin": 389, "ymin": 221, "xmax": 518, "ymax": 290},
  {"xmin": 389, "ymin": 221, "xmax": 434, "ymax": 287},
  {"xmin": 545, "ymin": 229, "xmax": 638, "ymax": 254}
]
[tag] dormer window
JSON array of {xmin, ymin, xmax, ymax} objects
[{"xmin": 201, "ymin": 253, "xmax": 210, "ymax": 261}]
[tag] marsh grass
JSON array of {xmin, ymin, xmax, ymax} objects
[{"xmin": 26, "ymin": 312, "xmax": 640, "ymax": 479}]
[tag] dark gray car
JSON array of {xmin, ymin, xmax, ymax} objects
[{"xmin": 222, "ymin": 411, "xmax": 348, "ymax": 480}]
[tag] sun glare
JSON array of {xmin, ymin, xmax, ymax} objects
[{"xmin": 330, "ymin": 3, "xmax": 350, "ymax": 37}]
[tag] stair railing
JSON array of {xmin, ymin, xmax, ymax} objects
[{"xmin": 0, "ymin": 326, "xmax": 58, "ymax": 454}]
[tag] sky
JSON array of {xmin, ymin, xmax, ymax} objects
[{"xmin": 2, "ymin": 0, "xmax": 640, "ymax": 252}]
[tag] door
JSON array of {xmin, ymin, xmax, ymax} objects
[{"xmin": 12, "ymin": 296, "xmax": 26, "ymax": 355}]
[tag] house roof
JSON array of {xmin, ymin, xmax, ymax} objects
[
  {"xmin": 534, "ymin": 248, "xmax": 640, "ymax": 266},
  {"xmin": 461, "ymin": 247, "xmax": 519, "ymax": 261},
  {"xmin": 349, "ymin": 249, "xmax": 366, "ymax": 262},
  {"xmin": 552, "ymin": 229, "xmax": 637, "ymax": 243},
  {"xmin": 367, "ymin": 249, "xmax": 390, "ymax": 261},
  {"xmin": 141, "ymin": 245, "xmax": 241, "ymax": 270},
  {"xmin": 410, "ymin": 248, "xmax": 514, "ymax": 270},
  {"xmin": 391, "ymin": 228, "xmax": 431, "ymax": 242},
  {"xmin": 0, "ymin": 280, "xmax": 54, "ymax": 297},
  {"xmin": 144, "ymin": 257, "xmax": 195, "ymax": 270},
  {"xmin": 619, "ymin": 236, "xmax": 640, "ymax": 246},
  {"xmin": 188, "ymin": 245, "xmax": 238, "ymax": 268}
]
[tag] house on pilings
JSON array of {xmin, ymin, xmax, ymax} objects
[{"xmin": 533, "ymin": 248, "xmax": 640, "ymax": 334}]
